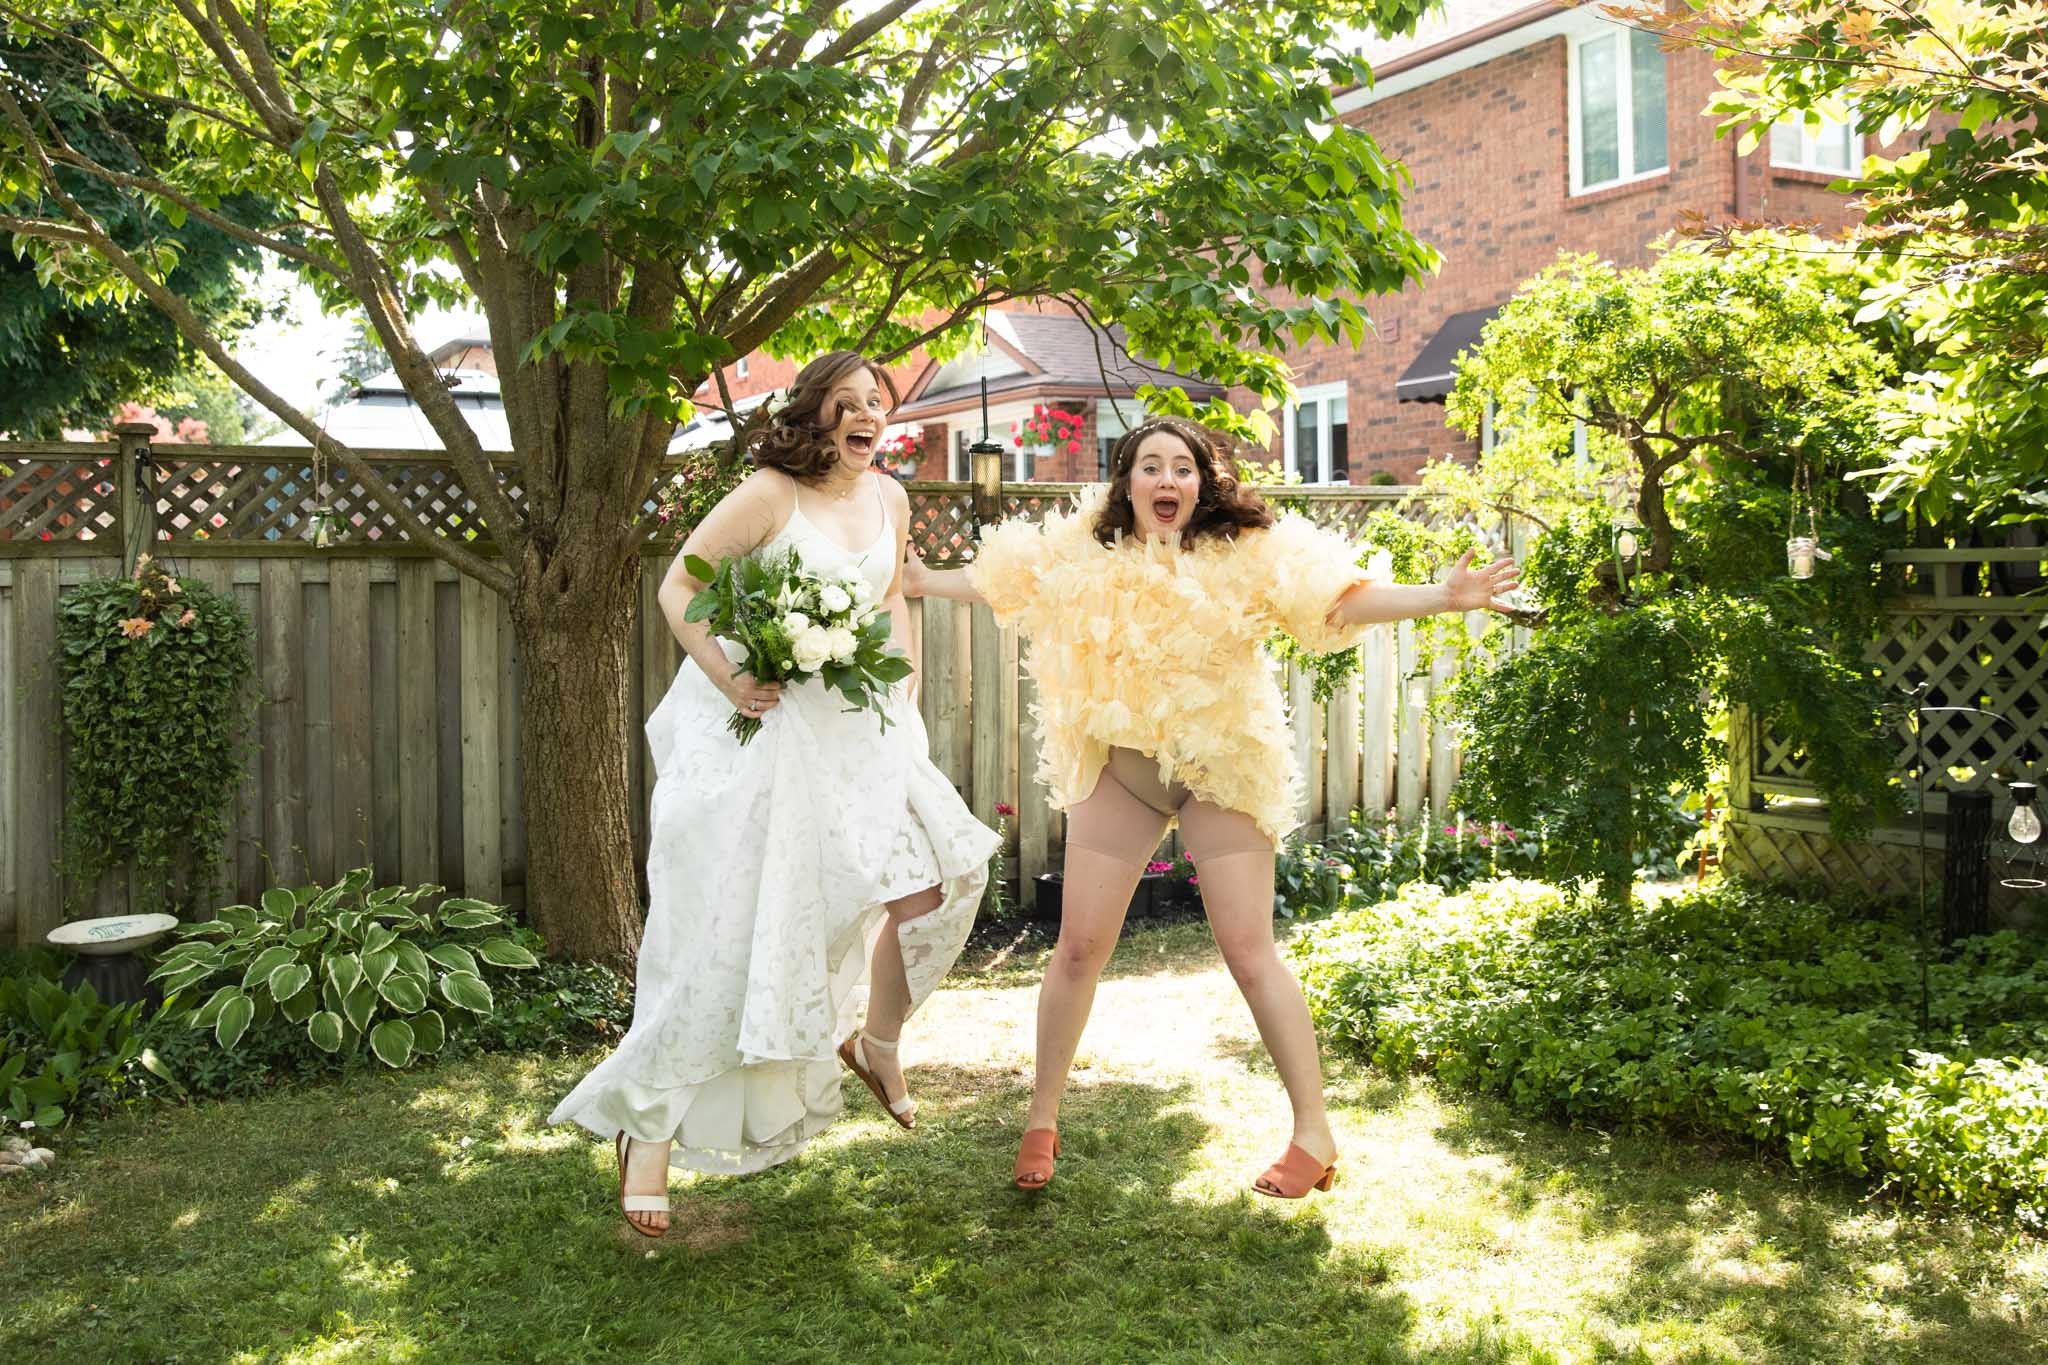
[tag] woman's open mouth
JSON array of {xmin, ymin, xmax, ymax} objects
[
  {"xmin": 1151, "ymin": 495, "xmax": 1182, "ymax": 524},
  {"xmin": 844, "ymin": 431, "xmax": 876, "ymax": 457}
]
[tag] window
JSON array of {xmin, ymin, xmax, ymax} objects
[
  {"xmin": 1283, "ymin": 384, "xmax": 1349, "ymax": 484},
  {"xmin": 1771, "ymin": 114, "xmax": 1859, "ymax": 175},
  {"xmin": 1570, "ymin": 26, "xmax": 1667, "ymax": 193},
  {"xmin": 1095, "ymin": 400, "xmax": 1145, "ymax": 482},
  {"xmin": 735, "ymin": 356, "xmax": 750, "ymax": 381}
]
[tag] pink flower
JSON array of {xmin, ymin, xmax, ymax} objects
[
  {"xmin": 119, "ymin": 617, "xmax": 153, "ymax": 639},
  {"xmin": 995, "ymin": 802, "xmax": 1016, "ymax": 818},
  {"xmin": 1146, "ymin": 860, "xmax": 1171, "ymax": 874},
  {"xmin": 1477, "ymin": 837, "xmax": 1492, "ymax": 847},
  {"xmin": 1066, "ymin": 439, "xmax": 1081, "ymax": 455},
  {"xmin": 1188, "ymin": 875, "xmax": 1200, "ymax": 886},
  {"xmin": 176, "ymin": 608, "xmax": 196, "ymax": 627}
]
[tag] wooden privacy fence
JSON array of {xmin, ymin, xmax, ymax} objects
[{"xmin": 0, "ymin": 436, "xmax": 1501, "ymax": 946}]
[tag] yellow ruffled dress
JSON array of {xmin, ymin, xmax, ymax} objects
[{"xmin": 968, "ymin": 485, "xmax": 1385, "ymax": 846}]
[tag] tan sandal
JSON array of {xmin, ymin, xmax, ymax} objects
[
  {"xmin": 1013, "ymin": 1127, "xmax": 1060, "ymax": 1191},
  {"xmin": 1252, "ymin": 1143, "xmax": 1337, "ymax": 1199},
  {"xmin": 615, "ymin": 1131, "xmax": 669, "ymax": 1236},
  {"xmin": 838, "ymin": 1032, "xmax": 916, "ymax": 1129}
]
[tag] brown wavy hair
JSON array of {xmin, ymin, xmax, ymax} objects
[
  {"xmin": 1093, "ymin": 416, "xmax": 1274, "ymax": 547},
  {"xmin": 742, "ymin": 350, "xmax": 900, "ymax": 481}
]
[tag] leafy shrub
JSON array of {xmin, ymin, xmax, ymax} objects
[
  {"xmin": 58, "ymin": 552, "xmax": 254, "ymax": 916},
  {"xmin": 0, "ymin": 972, "xmax": 167, "ymax": 1127},
  {"xmin": 150, "ymin": 868, "xmax": 539, "ymax": 1070},
  {"xmin": 1292, "ymin": 879, "xmax": 2048, "ymax": 1224},
  {"xmin": 1273, "ymin": 812, "xmax": 1550, "ymax": 921},
  {"xmin": 455, "ymin": 958, "xmax": 633, "ymax": 1057}
]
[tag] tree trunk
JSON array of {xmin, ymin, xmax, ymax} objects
[{"xmin": 512, "ymin": 539, "xmax": 644, "ymax": 968}]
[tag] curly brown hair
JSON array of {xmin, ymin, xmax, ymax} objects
[
  {"xmin": 1092, "ymin": 416, "xmax": 1274, "ymax": 547},
  {"xmin": 742, "ymin": 350, "xmax": 900, "ymax": 481}
]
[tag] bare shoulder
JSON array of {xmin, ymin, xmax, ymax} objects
[{"xmin": 879, "ymin": 471, "xmax": 911, "ymax": 512}]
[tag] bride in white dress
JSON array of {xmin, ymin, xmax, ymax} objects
[{"xmin": 549, "ymin": 351, "xmax": 998, "ymax": 1235}]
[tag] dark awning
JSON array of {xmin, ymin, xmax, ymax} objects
[{"xmin": 1394, "ymin": 304, "xmax": 1502, "ymax": 403}]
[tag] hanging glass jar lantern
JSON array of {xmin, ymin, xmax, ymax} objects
[
  {"xmin": 1786, "ymin": 453, "xmax": 1830, "ymax": 579},
  {"xmin": 1613, "ymin": 506, "xmax": 1642, "ymax": 562}
]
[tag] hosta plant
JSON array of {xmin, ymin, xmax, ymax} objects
[{"xmin": 148, "ymin": 868, "xmax": 539, "ymax": 1069}]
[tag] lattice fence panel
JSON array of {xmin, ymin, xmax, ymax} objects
[
  {"xmin": 1722, "ymin": 820, "xmax": 1928, "ymax": 900},
  {"xmin": 0, "ymin": 456, "xmax": 117, "ymax": 542},
  {"xmin": 154, "ymin": 457, "xmax": 505, "ymax": 544},
  {"xmin": 908, "ymin": 489, "xmax": 978, "ymax": 565},
  {"xmin": 1760, "ymin": 605, "xmax": 2046, "ymax": 790}
]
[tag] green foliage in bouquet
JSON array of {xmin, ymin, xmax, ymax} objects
[
  {"xmin": 683, "ymin": 546, "xmax": 912, "ymax": 743},
  {"xmin": 148, "ymin": 868, "xmax": 538, "ymax": 1070}
]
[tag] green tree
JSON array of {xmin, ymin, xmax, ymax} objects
[
  {"xmin": 1434, "ymin": 245, "xmax": 1905, "ymax": 902},
  {"xmin": 1616, "ymin": 0, "xmax": 2048, "ymax": 522},
  {"xmin": 0, "ymin": 39, "xmax": 263, "ymax": 436},
  {"xmin": 0, "ymin": 0, "xmax": 1439, "ymax": 960}
]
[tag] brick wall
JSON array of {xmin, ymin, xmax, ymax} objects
[{"xmin": 1251, "ymin": 38, "xmax": 1887, "ymax": 482}]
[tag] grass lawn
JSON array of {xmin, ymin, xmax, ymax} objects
[{"xmin": 4, "ymin": 921, "xmax": 2044, "ymax": 1363}]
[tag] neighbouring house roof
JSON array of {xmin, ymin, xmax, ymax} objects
[
  {"xmin": 893, "ymin": 312, "xmax": 1223, "ymax": 422},
  {"xmin": 263, "ymin": 368, "xmax": 512, "ymax": 451},
  {"xmin": 1338, "ymin": 0, "xmax": 1598, "ymax": 113}
]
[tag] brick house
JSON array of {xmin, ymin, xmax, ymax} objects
[
  {"xmin": 695, "ymin": 1, "xmax": 1900, "ymax": 484},
  {"xmin": 887, "ymin": 304, "xmax": 1223, "ymax": 483},
  {"xmin": 1249, "ymin": 0, "xmax": 1900, "ymax": 483}
]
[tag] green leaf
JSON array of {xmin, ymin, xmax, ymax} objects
[
  {"xmin": 307, "ymin": 1010, "xmax": 345, "ymax": 1053},
  {"xmin": 361, "ymin": 925, "xmax": 398, "ymax": 956},
  {"xmin": 326, "ymin": 952, "xmax": 364, "ymax": 999},
  {"xmin": 214, "ymin": 991, "xmax": 255, "ymax": 1051},
  {"xmin": 362, "ymin": 948, "xmax": 398, "ymax": 988},
  {"xmin": 242, "ymin": 945, "xmax": 298, "ymax": 990},
  {"xmin": 377, "ymin": 973, "xmax": 428, "ymax": 1014},
  {"xmin": 342, "ymin": 982, "xmax": 377, "ymax": 1034},
  {"xmin": 368, "ymin": 1018, "xmax": 415, "ymax": 1068},
  {"xmin": 260, "ymin": 888, "xmax": 297, "ymax": 922},
  {"xmin": 440, "ymin": 910, "xmax": 500, "ymax": 930},
  {"xmin": 278, "ymin": 982, "xmax": 319, "ymax": 1024},
  {"xmin": 192, "ymin": 985, "xmax": 241, "ymax": 1028},
  {"xmin": 267, "ymin": 961, "xmax": 313, "ymax": 1004},
  {"xmin": 392, "ymin": 940, "xmax": 432, "ymax": 980},
  {"xmin": 474, "ymin": 937, "xmax": 539, "ymax": 969},
  {"xmin": 439, "ymin": 971, "xmax": 494, "ymax": 1015},
  {"xmin": 410, "ymin": 1008, "xmax": 446, "ymax": 1054},
  {"xmin": 425, "ymin": 944, "xmax": 480, "ymax": 978}
]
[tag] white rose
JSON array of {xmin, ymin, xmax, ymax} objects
[
  {"xmin": 824, "ymin": 627, "xmax": 859, "ymax": 663},
  {"xmin": 819, "ymin": 583, "xmax": 853, "ymax": 615},
  {"xmin": 779, "ymin": 611, "xmax": 811, "ymax": 636},
  {"xmin": 848, "ymin": 575, "xmax": 875, "ymax": 605},
  {"xmin": 775, "ymin": 582, "xmax": 801, "ymax": 610},
  {"xmin": 791, "ymin": 627, "xmax": 832, "ymax": 673}
]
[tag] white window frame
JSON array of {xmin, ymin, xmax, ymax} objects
[
  {"xmin": 1567, "ymin": 24, "xmax": 1668, "ymax": 196},
  {"xmin": 1283, "ymin": 382, "xmax": 1349, "ymax": 485},
  {"xmin": 1770, "ymin": 112, "xmax": 1862, "ymax": 175},
  {"xmin": 735, "ymin": 355, "xmax": 750, "ymax": 381}
]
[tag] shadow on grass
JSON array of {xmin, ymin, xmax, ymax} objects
[
  {"xmin": 1425, "ymin": 1093, "xmax": 2044, "ymax": 1364},
  {"xmin": 2, "ymin": 1056, "xmax": 1541, "ymax": 1365}
]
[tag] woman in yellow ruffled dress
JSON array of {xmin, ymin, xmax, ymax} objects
[{"xmin": 905, "ymin": 416, "xmax": 1518, "ymax": 1197}]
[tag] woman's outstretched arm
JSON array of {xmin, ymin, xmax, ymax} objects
[
  {"xmin": 1329, "ymin": 549, "xmax": 1521, "ymax": 626},
  {"xmin": 901, "ymin": 553, "xmax": 986, "ymax": 605}
]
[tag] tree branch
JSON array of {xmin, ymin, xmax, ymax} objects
[
  {"xmin": 0, "ymin": 90, "xmax": 512, "ymax": 592},
  {"xmin": 812, "ymin": 0, "xmax": 924, "ymax": 67}
]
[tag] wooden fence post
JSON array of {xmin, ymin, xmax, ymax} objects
[{"xmin": 111, "ymin": 422, "xmax": 157, "ymax": 567}]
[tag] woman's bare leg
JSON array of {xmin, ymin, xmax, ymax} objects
[{"xmin": 857, "ymin": 883, "xmax": 945, "ymax": 1106}]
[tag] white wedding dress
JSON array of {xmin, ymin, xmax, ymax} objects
[{"xmin": 549, "ymin": 480, "xmax": 998, "ymax": 1173}]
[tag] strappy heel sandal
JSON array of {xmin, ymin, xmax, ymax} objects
[
  {"xmin": 1013, "ymin": 1127, "xmax": 1060, "ymax": 1191},
  {"xmin": 615, "ymin": 1131, "xmax": 670, "ymax": 1236},
  {"xmin": 838, "ymin": 1032, "xmax": 916, "ymax": 1130},
  {"xmin": 1252, "ymin": 1143, "xmax": 1338, "ymax": 1199}
]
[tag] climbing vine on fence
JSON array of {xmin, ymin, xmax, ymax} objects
[{"xmin": 58, "ymin": 553, "xmax": 253, "ymax": 916}]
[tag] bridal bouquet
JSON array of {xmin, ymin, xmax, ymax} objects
[{"xmin": 682, "ymin": 547, "xmax": 913, "ymax": 744}]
